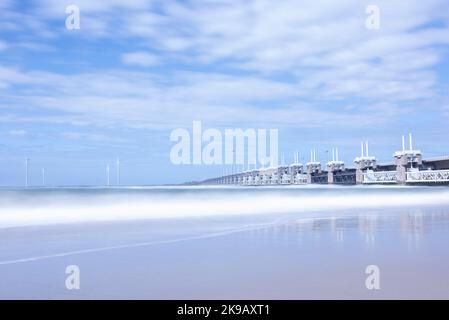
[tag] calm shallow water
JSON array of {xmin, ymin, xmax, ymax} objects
[{"xmin": 0, "ymin": 186, "xmax": 449, "ymax": 299}]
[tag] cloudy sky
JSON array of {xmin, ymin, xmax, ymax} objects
[{"xmin": 1, "ymin": 0, "xmax": 449, "ymax": 185}]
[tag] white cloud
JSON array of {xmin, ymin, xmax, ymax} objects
[
  {"xmin": 122, "ymin": 51, "xmax": 160, "ymax": 67},
  {"xmin": 0, "ymin": 65, "xmax": 404, "ymax": 130},
  {"xmin": 16, "ymin": 41, "xmax": 54, "ymax": 52},
  {"xmin": 0, "ymin": 41, "xmax": 8, "ymax": 51},
  {"xmin": 0, "ymin": 0, "xmax": 448, "ymax": 132},
  {"xmin": 39, "ymin": 0, "xmax": 152, "ymax": 16},
  {"xmin": 8, "ymin": 129, "xmax": 27, "ymax": 136},
  {"xmin": 443, "ymin": 106, "xmax": 449, "ymax": 118},
  {"xmin": 0, "ymin": 0, "xmax": 12, "ymax": 9},
  {"xmin": 61, "ymin": 131, "xmax": 126, "ymax": 143},
  {"xmin": 31, "ymin": 0, "xmax": 444, "ymax": 102}
]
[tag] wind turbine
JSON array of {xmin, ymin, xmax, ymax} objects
[
  {"xmin": 116, "ymin": 157, "xmax": 120, "ymax": 186},
  {"xmin": 25, "ymin": 158, "xmax": 30, "ymax": 187},
  {"xmin": 106, "ymin": 165, "xmax": 110, "ymax": 186}
]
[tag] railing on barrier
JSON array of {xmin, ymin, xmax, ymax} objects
[
  {"xmin": 293, "ymin": 174, "xmax": 308, "ymax": 184},
  {"xmin": 363, "ymin": 171, "xmax": 397, "ymax": 184},
  {"xmin": 406, "ymin": 169, "xmax": 449, "ymax": 183}
]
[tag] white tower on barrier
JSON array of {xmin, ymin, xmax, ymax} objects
[
  {"xmin": 394, "ymin": 133, "xmax": 422, "ymax": 184},
  {"xmin": 327, "ymin": 147, "xmax": 345, "ymax": 184},
  {"xmin": 289, "ymin": 151, "xmax": 306, "ymax": 184},
  {"xmin": 354, "ymin": 141, "xmax": 377, "ymax": 184},
  {"xmin": 306, "ymin": 149, "xmax": 321, "ymax": 183},
  {"xmin": 289, "ymin": 151, "xmax": 304, "ymax": 174}
]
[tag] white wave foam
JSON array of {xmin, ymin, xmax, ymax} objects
[{"xmin": 1, "ymin": 188, "xmax": 449, "ymax": 228}]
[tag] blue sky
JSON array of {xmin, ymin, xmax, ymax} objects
[{"xmin": 1, "ymin": 0, "xmax": 449, "ymax": 186}]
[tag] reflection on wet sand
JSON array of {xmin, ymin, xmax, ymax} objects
[{"xmin": 246, "ymin": 207, "xmax": 449, "ymax": 252}]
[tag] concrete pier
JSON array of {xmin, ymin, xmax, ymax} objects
[{"xmin": 327, "ymin": 148, "xmax": 344, "ymax": 184}]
